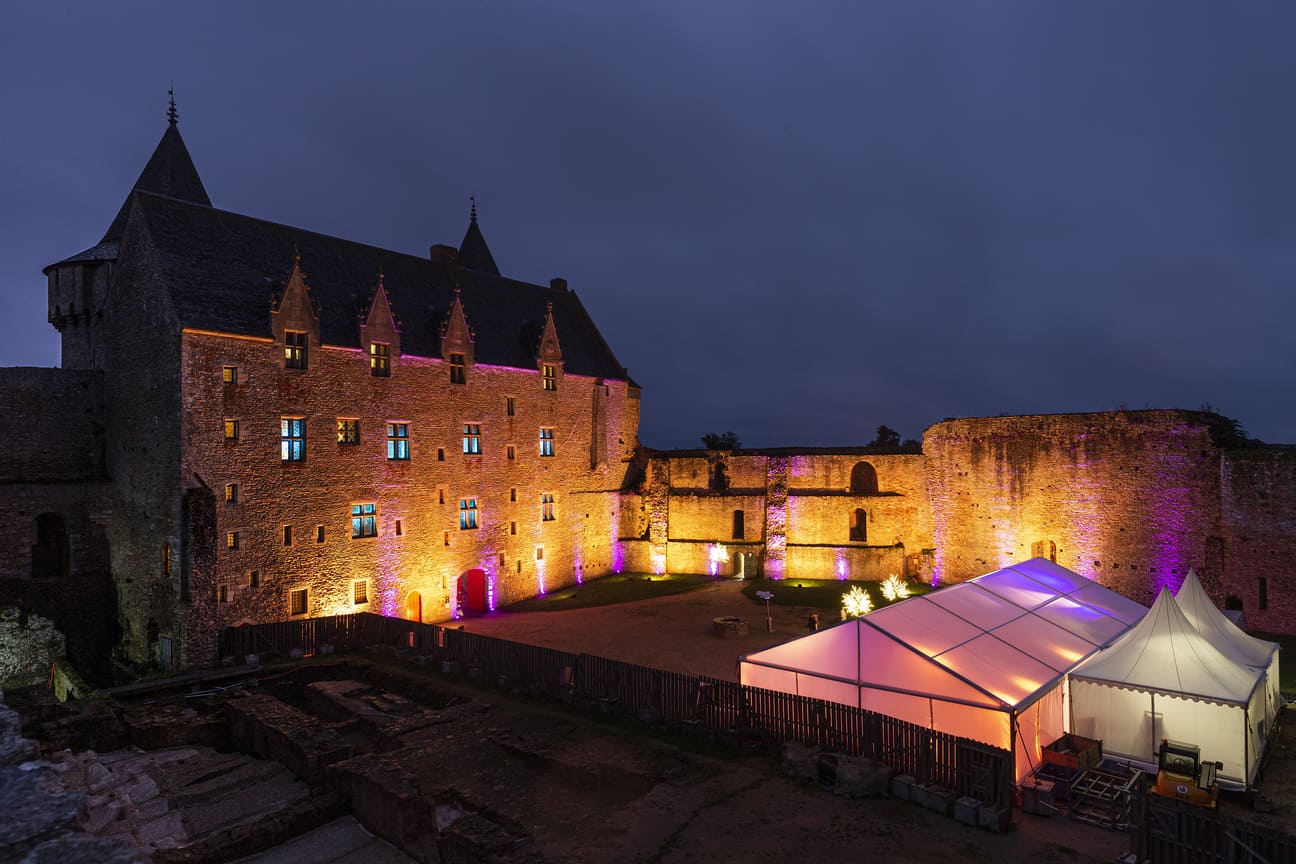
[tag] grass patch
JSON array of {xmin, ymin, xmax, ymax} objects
[
  {"xmin": 504, "ymin": 572, "xmax": 715, "ymax": 612},
  {"xmin": 1250, "ymin": 630, "xmax": 1296, "ymax": 691},
  {"xmin": 740, "ymin": 577, "xmax": 934, "ymax": 613}
]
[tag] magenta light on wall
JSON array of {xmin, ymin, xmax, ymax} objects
[
  {"xmin": 537, "ymin": 560, "xmax": 547, "ymax": 596},
  {"xmin": 835, "ymin": 551, "xmax": 848, "ymax": 580}
]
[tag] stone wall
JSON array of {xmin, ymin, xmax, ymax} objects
[
  {"xmin": 0, "ymin": 368, "xmax": 105, "ymax": 483},
  {"xmin": 180, "ymin": 329, "xmax": 636, "ymax": 665},
  {"xmin": 1218, "ymin": 448, "xmax": 1296, "ymax": 632},
  {"xmin": 923, "ymin": 411, "xmax": 1225, "ymax": 601}
]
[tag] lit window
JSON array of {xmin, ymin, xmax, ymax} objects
[
  {"xmin": 459, "ymin": 498, "xmax": 478, "ymax": 530},
  {"xmin": 289, "ymin": 588, "xmax": 308, "ymax": 616},
  {"xmin": 224, "ymin": 419, "xmax": 239, "ymax": 441},
  {"xmin": 226, "ymin": 531, "xmax": 239, "ymax": 550},
  {"xmin": 506, "ymin": 445, "xmax": 516, "ymax": 461},
  {"xmin": 225, "ymin": 483, "xmax": 238, "ymax": 503},
  {"xmin": 387, "ymin": 423, "xmax": 410, "ymax": 460},
  {"xmin": 506, "ymin": 396, "xmax": 515, "ymax": 416},
  {"xmin": 437, "ymin": 448, "xmax": 445, "ymax": 461},
  {"xmin": 281, "ymin": 418, "xmax": 305, "ymax": 462},
  {"xmin": 370, "ymin": 342, "xmax": 390, "ymax": 377},
  {"xmin": 539, "ymin": 427, "xmax": 554, "ymax": 457},
  {"xmin": 462, "ymin": 424, "xmax": 481, "ymax": 454},
  {"xmin": 541, "ymin": 493, "xmax": 555, "ymax": 522},
  {"xmin": 353, "ymin": 580, "xmax": 369, "ymax": 605},
  {"xmin": 536, "ymin": 546, "xmax": 544, "ymax": 561},
  {"xmin": 449, "ymin": 352, "xmax": 465, "ymax": 384},
  {"xmin": 337, "ymin": 418, "xmax": 359, "ymax": 445},
  {"xmin": 542, "ymin": 364, "xmax": 557, "ymax": 391},
  {"xmin": 285, "ymin": 330, "xmax": 307, "ymax": 369},
  {"xmin": 222, "ymin": 365, "xmax": 238, "ymax": 384},
  {"xmin": 161, "ymin": 542, "xmax": 171, "ymax": 576},
  {"xmin": 351, "ymin": 503, "xmax": 377, "ymax": 538}
]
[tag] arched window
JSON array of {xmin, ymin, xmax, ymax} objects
[
  {"xmin": 850, "ymin": 508, "xmax": 867, "ymax": 542},
  {"xmin": 850, "ymin": 462, "xmax": 878, "ymax": 495}
]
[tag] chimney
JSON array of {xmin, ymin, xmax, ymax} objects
[
  {"xmin": 430, "ymin": 244, "xmax": 458, "ymax": 266},
  {"xmin": 550, "ymin": 277, "xmax": 568, "ymax": 292}
]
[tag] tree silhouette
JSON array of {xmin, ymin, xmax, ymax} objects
[{"xmin": 701, "ymin": 431, "xmax": 741, "ymax": 450}]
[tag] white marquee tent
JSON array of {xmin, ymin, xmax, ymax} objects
[
  {"xmin": 1069, "ymin": 586, "xmax": 1269, "ymax": 788},
  {"xmin": 739, "ymin": 558, "xmax": 1147, "ymax": 781},
  {"xmin": 1175, "ymin": 569, "xmax": 1282, "ymax": 735}
]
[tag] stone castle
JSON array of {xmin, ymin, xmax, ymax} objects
[{"xmin": 2, "ymin": 107, "xmax": 1293, "ymax": 680}]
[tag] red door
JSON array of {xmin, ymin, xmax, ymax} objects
[{"xmin": 462, "ymin": 568, "xmax": 488, "ymax": 612}]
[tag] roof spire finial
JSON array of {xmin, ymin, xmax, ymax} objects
[
  {"xmin": 167, "ymin": 85, "xmax": 178, "ymax": 127},
  {"xmin": 470, "ymin": 194, "xmax": 477, "ymax": 223}
]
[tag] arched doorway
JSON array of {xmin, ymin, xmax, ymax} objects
[
  {"xmin": 850, "ymin": 462, "xmax": 878, "ymax": 495},
  {"xmin": 459, "ymin": 568, "xmax": 488, "ymax": 613},
  {"xmin": 403, "ymin": 591, "xmax": 423, "ymax": 623}
]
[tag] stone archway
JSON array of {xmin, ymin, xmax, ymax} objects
[{"xmin": 850, "ymin": 462, "xmax": 878, "ymax": 495}]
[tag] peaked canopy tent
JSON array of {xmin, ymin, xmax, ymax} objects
[
  {"xmin": 1069, "ymin": 587, "xmax": 1269, "ymax": 788},
  {"xmin": 739, "ymin": 558, "xmax": 1147, "ymax": 781},
  {"xmin": 1175, "ymin": 569, "xmax": 1282, "ymax": 734}
]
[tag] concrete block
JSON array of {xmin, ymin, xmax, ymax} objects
[
  {"xmin": 978, "ymin": 804, "xmax": 1011, "ymax": 833},
  {"xmin": 923, "ymin": 785, "xmax": 955, "ymax": 816},
  {"xmin": 953, "ymin": 796, "xmax": 982, "ymax": 826},
  {"xmin": 890, "ymin": 774, "xmax": 917, "ymax": 801}
]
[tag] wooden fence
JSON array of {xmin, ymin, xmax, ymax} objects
[
  {"xmin": 219, "ymin": 612, "xmax": 1013, "ymax": 809},
  {"xmin": 1131, "ymin": 791, "xmax": 1296, "ymax": 864}
]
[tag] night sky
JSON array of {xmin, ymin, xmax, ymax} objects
[{"xmin": 3, "ymin": 3, "xmax": 1295, "ymax": 448}]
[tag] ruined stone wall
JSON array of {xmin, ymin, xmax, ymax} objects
[
  {"xmin": 1218, "ymin": 449, "xmax": 1296, "ymax": 632},
  {"xmin": 923, "ymin": 411, "xmax": 1223, "ymax": 602},
  {"xmin": 0, "ymin": 368, "xmax": 106, "ymax": 484},
  {"xmin": 180, "ymin": 330, "xmax": 634, "ymax": 665},
  {"xmin": 638, "ymin": 451, "xmax": 932, "ymax": 581}
]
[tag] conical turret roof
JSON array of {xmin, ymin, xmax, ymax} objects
[
  {"xmin": 456, "ymin": 203, "xmax": 500, "ymax": 275},
  {"xmin": 103, "ymin": 115, "xmax": 211, "ymax": 242}
]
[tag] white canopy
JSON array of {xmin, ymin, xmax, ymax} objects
[
  {"xmin": 739, "ymin": 558, "xmax": 1145, "ymax": 781},
  {"xmin": 1175, "ymin": 569, "xmax": 1282, "ymax": 729},
  {"xmin": 1069, "ymin": 586, "xmax": 1268, "ymax": 787}
]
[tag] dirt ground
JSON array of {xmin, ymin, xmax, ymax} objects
[{"xmin": 454, "ymin": 579, "xmax": 1132, "ymax": 862}]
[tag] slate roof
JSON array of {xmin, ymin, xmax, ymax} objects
[
  {"xmin": 457, "ymin": 213, "xmax": 500, "ymax": 275},
  {"xmin": 128, "ymin": 191, "xmax": 629, "ymax": 380},
  {"xmin": 103, "ymin": 123, "xmax": 211, "ymax": 243}
]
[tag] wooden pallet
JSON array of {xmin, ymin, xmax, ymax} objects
[{"xmin": 1069, "ymin": 761, "xmax": 1143, "ymax": 830}]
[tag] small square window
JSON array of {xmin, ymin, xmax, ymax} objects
[
  {"xmin": 337, "ymin": 418, "xmax": 359, "ymax": 445},
  {"xmin": 226, "ymin": 531, "xmax": 239, "ymax": 550},
  {"xmin": 370, "ymin": 342, "xmax": 390, "ymax": 377},
  {"xmin": 224, "ymin": 419, "xmax": 239, "ymax": 441},
  {"xmin": 223, "ymin": 365, "xmax": 238, "ymax": 384},
  {"xmin": 289, "ymin": 587, "xmax": 308, "ymax": 616},
  {"xmin": 351, "ymin": 503, "xmax": 377, "ymax": 538},
  {"xmin": 316, "ymin": 525, "xmax": 325, "ymax": 543},
  {"xmin": 438, "ymin": 488, "xmax": 446, "ymax": 505},
  {"xmin": 283, "ymin": 525, "xmax": 292, "ymax": 546},
  {"xmin": 437, "ymin": 447, "xmax": 445, "ymax": 461},
  {"xmin": 539, "ymin": 428, "xmax": 554, "ymax": 457},
  {"xmin": 285, "ymin": 330, "xmax": 307, "ymax": 369},
  {"xmin": 542, "ymin": 364, "xmax": 557, "ymax": 391},
  {"xmin": 249, "ymin": 570, "xmax": 260, "ymax": 588},
  {"xmin": 281, "ymin": 417, "xmax": 305, "ymax": 462},
  {"xmin": 387, "ymin": 423, "xmax": 410, "ymax": 460},
  {"xmin": 498, "ymin": 552, "xmax": 505, "ymax": 566},
  {"xmin": 506, "ymin": 396, "xmax": 515, "ymax": 416},
  {"xmin": 219, "ymin": 584, "xmax": 229, "ymax": 603},
  {"xmin": 510, "ymin": 521, "xmax": 517, "ymax": 536},
  {"xmin": 225, "ymin": 483, "xmax": 238, "ymax": 503},
  {"xmin": 443, "ymin": 530, "xmax": 450, "ymax": 547},
  {"xmin": 449, "ymin": 352, "xmax": 466, "ymax": 384},
  {"xmin": 459, "ymin": 498, "xmax": 478, "ymax": 530},
  {"xmin": 462, "ymin": 423, "xmax": 482, "ymax": 454},
  {"xmin": 353, "ymin": 579, "xmax": 369, "ymax": 605},
  {"xmin": 506, "ymin": 445, "xmax": 516, "ymax": 461},
  {"xmin": 517, "ymin": 559, "xmax": 522, "ymax": 573}
]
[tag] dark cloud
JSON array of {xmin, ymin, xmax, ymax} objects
[{"xmin": 2, "ymin": 1, "xmax": 1293, "ymax": 447}]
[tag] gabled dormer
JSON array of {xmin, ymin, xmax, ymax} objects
[
  {"xmin": 440, "ymin": 288, "xmax": 474, "ymax": 384},
  {"xmin": 360, "ymin": 270, "xmax": 401, "ymax": 378},
  {"xmin": 271, "ymin": 256, "xmax": 320, "ymax": 371},
  {"xmin": 537, "ymin": 301, "xmax": 564, "ymax": 392}
]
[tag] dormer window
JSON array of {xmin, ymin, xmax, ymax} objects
[
  {"xmin": 370, "ymin": 342, "xmax": 390, "ymax": 377},
  {"xmin": 542, "ymin": 364, "xmax": 557, "ymax": 391},
  {"xmin": 285, "ymin": 330, "xmax": 307, "ymax": 369},
  {"xmin": 450, "ymin": 352, "xmax": 466, "ymax": 384}
]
